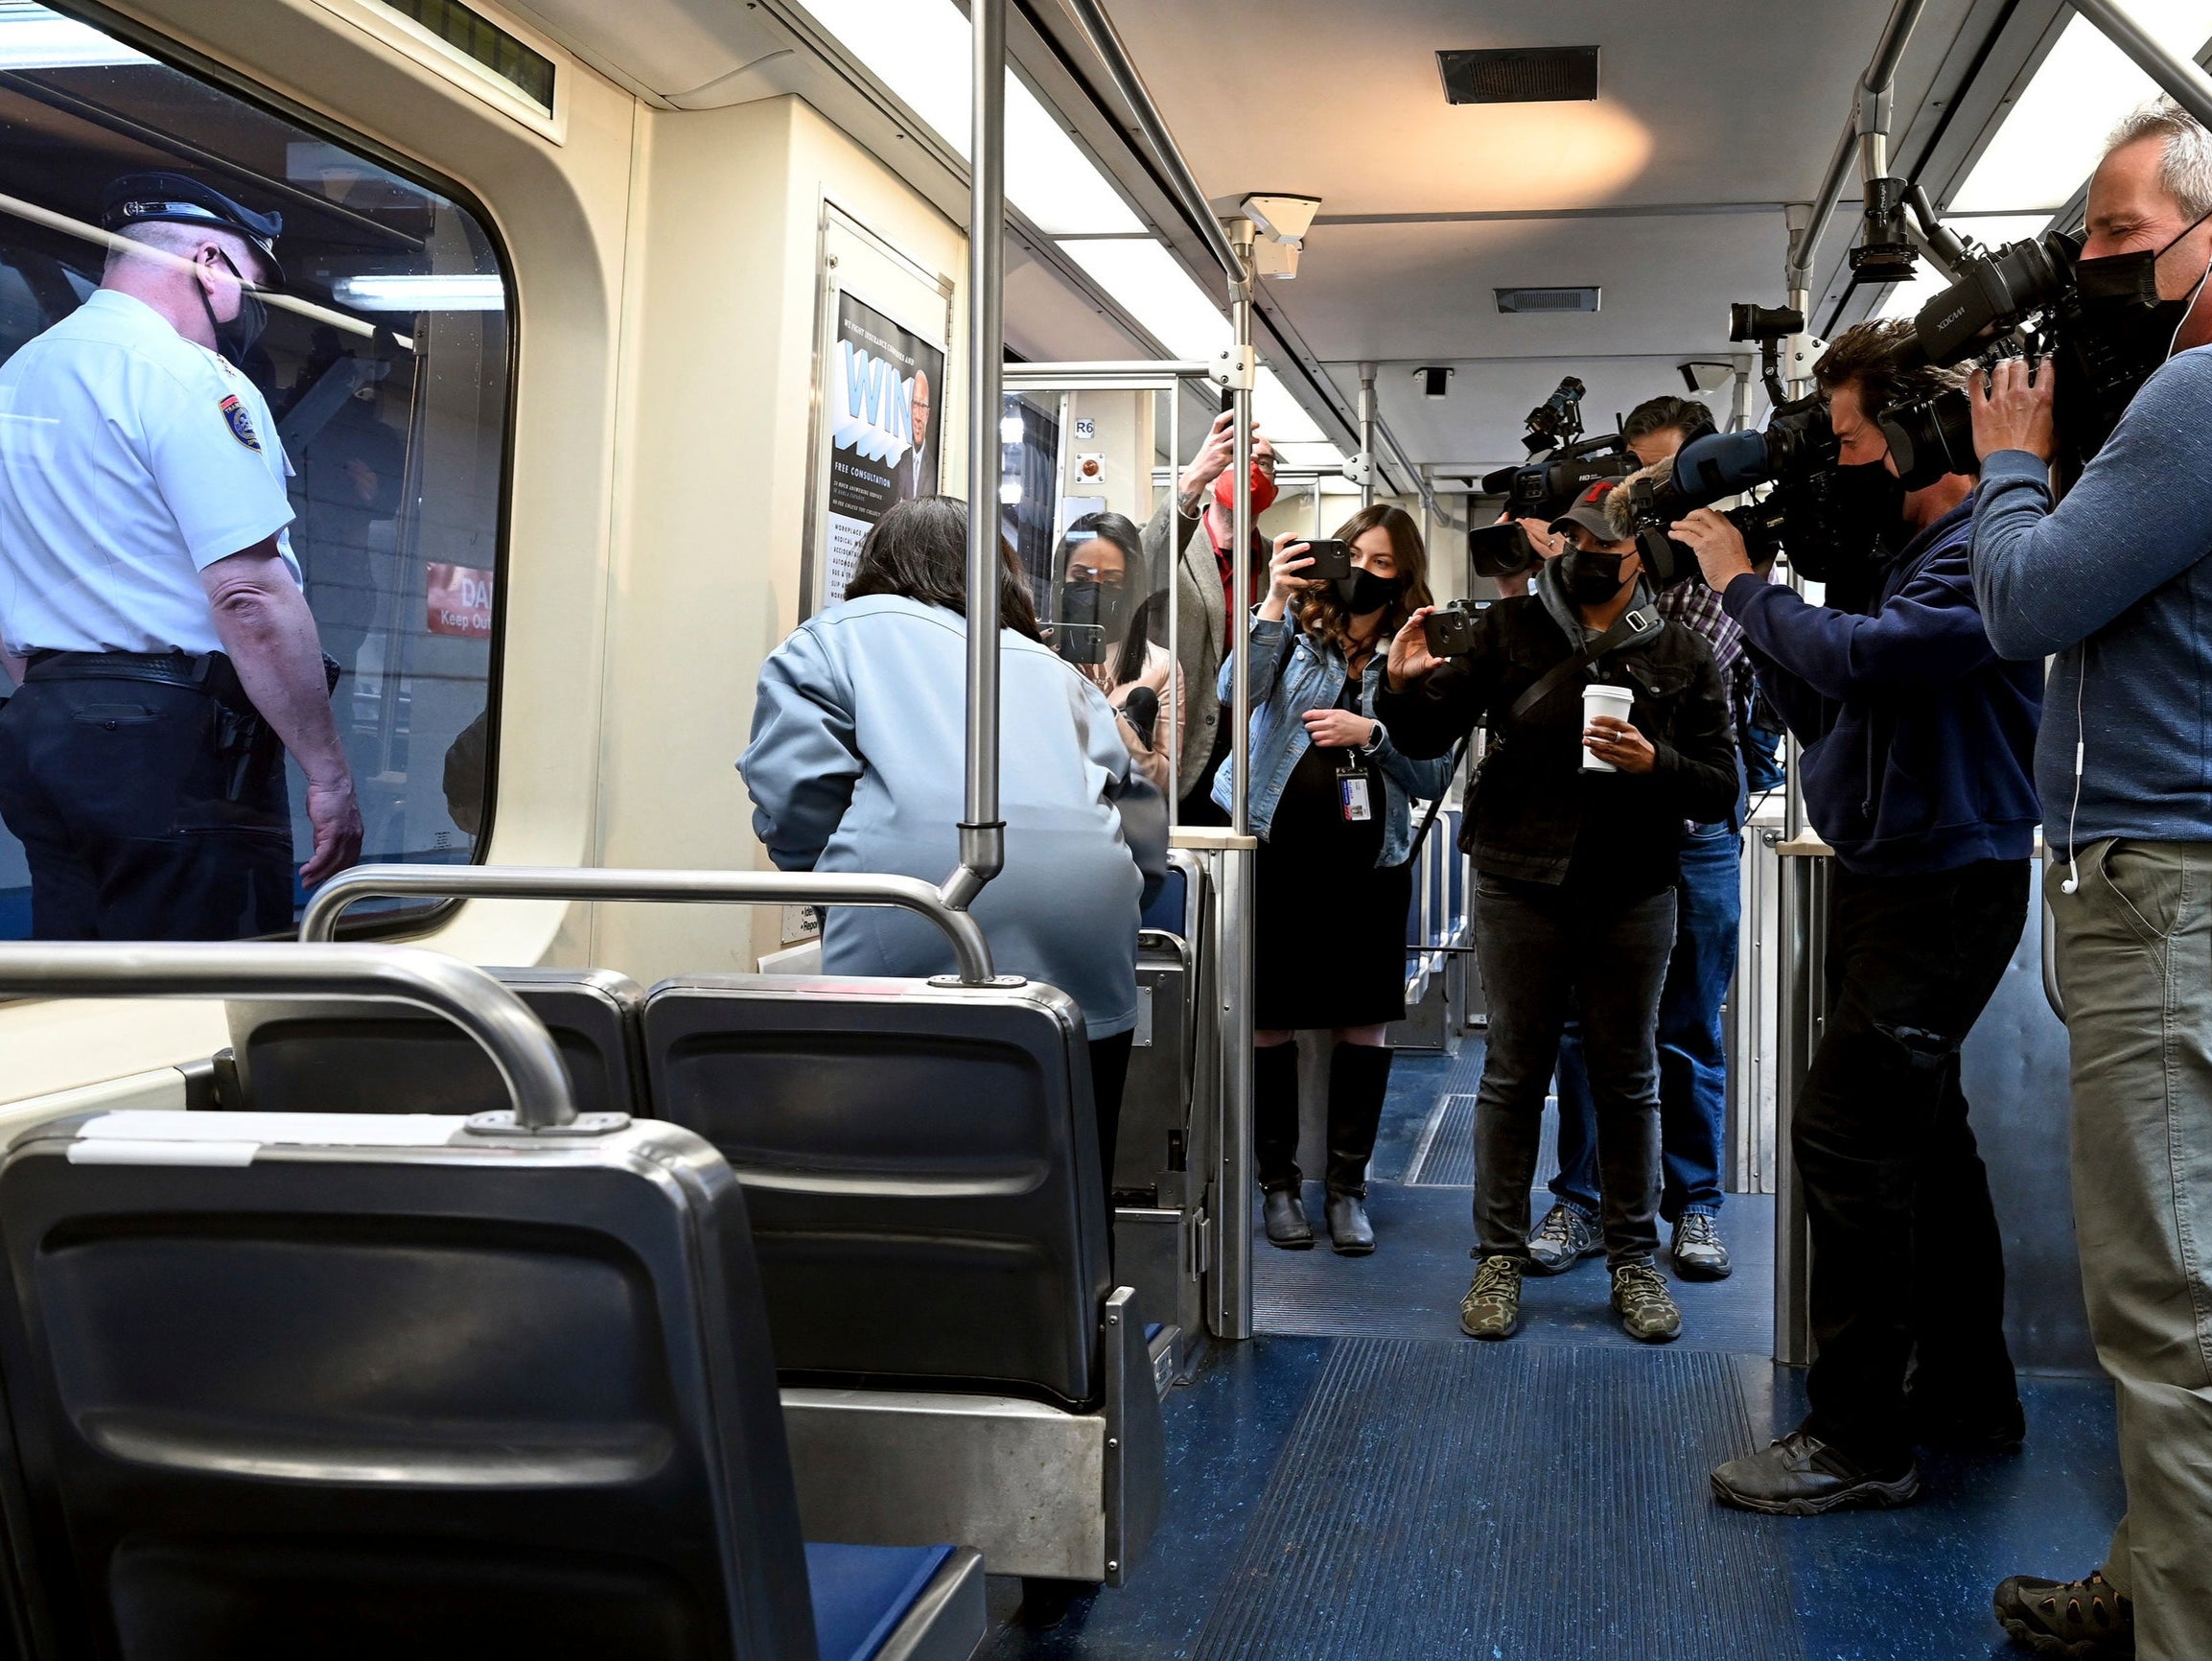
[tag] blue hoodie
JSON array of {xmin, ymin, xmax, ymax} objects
[{"xmin": 1721, "ymin": 496, "xmax": 2042, "ymax": 875}]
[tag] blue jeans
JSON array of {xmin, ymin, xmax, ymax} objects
[{"xmin": 1553, "ymin": 822, "xmax": 1740, "ymax": 1224}]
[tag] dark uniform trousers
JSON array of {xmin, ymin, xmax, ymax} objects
[
  {"xmin": 0, "ymin": 675, "xmax": 292, "ymax": 940},
  {"xmin": 1798, "ymin": 856, "xmax": 2029, "ymax": 1470}
]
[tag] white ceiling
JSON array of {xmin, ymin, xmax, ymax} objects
[{"xmin": 1089, "ymin": 0, "xmax": 1984, "ymax": 473}]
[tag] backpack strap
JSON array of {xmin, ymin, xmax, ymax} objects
[{"xmin": 1505, "ymin": 605, "xmax": 1664, "ymax": 725}]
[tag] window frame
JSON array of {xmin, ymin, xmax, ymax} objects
[{"xmin": 0, "ymin": 1, "xmax": 525, "ymax": 946}]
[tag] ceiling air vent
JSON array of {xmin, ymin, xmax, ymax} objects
[
  {"xmin": 1438, "ymin": 46, "xmax": 1599, "ymax": 105},
  {"xmin": 1495, "ymin": 287, "xmax": 1601, "ymax": 315}
]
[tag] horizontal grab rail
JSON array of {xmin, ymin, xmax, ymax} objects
[
  {"xmin": 298, "ymin": 866, "xmax": 998, "ymax": 985},
  {"xmin": 0, "ymin": 942, "xmax": 574, "ymax": 1128}
]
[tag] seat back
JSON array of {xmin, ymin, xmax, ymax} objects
[
  {"xmin": 640, "ymin": 974, "xmax": 1111, "ymax": 1409},
  {"xmin": 223, "ymin": 969, "xmax": 645, "ymax": 1118},
  {"xmin": 0, "ymin": 1111, "xmax": 818, "ymax": 1661}
]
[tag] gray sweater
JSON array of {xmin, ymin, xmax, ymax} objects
[{"xmin": 1970, "ymin": 346, "xmax": 2212, "ymax": 849}]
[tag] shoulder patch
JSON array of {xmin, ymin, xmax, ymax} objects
[{"xmin": 219, "ymin": 392, "xmax": 262, "ymax": 452}]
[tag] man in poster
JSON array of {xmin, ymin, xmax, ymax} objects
[{"xmin": 900, "ymin": 368, "xmax": 933, "ymax": 502}]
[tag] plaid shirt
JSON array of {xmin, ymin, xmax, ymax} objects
[{"xmin": 1656, "ymin": 579, "xmax": 1751, "ymax": 730}]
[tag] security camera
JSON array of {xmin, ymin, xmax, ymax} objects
[
  {"xmin": 1415, "ymin": 366, "xmax": 1455, "ymax": 400},
  {"xmin": 1678, "ymin": 361, "xmax": 1735, "ymax": 395},
  {"xmin": 1240, "ymin": 193, "xmax": 1323, "ymax": 245}
]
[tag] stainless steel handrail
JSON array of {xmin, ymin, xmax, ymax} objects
[
  {"xmin": 949, "ymin": 0, "xmax": 1009, "ymax": 914},
  {"xmin": 296, "ymin": 865, "xmax": 998, "ymax": 985},
  {"xmin": 0, "ymin": 942, "xmax": 574, "ymax": 1128},
  {"xmin": 2042, "ymin": 858, "xmax": 2065, "ymax": 1020},
  {"xmin": 1785, "ymin": 0, "xmax": 1927, "ymax": 301}
]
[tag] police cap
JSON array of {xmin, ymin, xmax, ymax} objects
[{"xmin": 100, "ymin": 172, "xmax": 284, "ymax": 286}]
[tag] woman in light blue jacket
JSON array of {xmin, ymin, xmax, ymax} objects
[
  {"xmin": 1214, "ymin": 503, "xmax": 1454, "ymax": 1255},
  {"xmin": 740, "ymin": 497, "xmax": 1167, "ymax": 1172}
]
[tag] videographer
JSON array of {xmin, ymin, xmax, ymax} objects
[
  {"xmin": 1668, "ymin": 319, "xmax": 2041, "ymax": 1521},
  {"xmin": 1142, "ymin": 410, "xmax": 1276, "ymax": 821},
  {"xmin": 1533, "ymin": 400, "xmax": 1757, "ymax": 1287},
  {"xmin": 1967, "ymin": 97, "xmax": 2212, "ymax": 1661},
  {"xmin": 1378, "ymin": 482, "xmax": 1737, "ymax": 1345}
]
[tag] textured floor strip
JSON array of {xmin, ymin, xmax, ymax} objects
[
  {"xmin": 1405, "ymin": 1092, "xmax": 1557, "ymax": 1189},
  {"xmin": 1184, "ymin": 1339, "xmax": 1804, "ymax": 1661}
]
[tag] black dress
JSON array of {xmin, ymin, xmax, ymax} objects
[{"xmin": 1253, "ymin": 672, "xmax": 1414, "ymax": 1030}]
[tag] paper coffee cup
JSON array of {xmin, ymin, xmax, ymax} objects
[{"xmin": 1582, "ymin": 684, "xmax": 1636, "ymax": 772}]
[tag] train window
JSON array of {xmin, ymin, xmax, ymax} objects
[{"xmin": 0, "ymin": 2, "xmax": 512, "ymax": 940}]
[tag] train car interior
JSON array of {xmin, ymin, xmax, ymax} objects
[{"xmin": 0, "ymin": 0, "xmax": 2207, "ymax": 1655}]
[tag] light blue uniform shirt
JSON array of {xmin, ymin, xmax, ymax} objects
[
  {"xmin": 0, "ymin": 289, "xmax": 297, "ymax": 657},
  {"xmin": 741, "ymin": 594, "xmax": 1153, "ymax": 1038}
]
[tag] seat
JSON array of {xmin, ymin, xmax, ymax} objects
[
  {"xmin": 640, "ymin": 972, "xmax": 1165, "ymax": 1585},
  {"xmin": 0, "ymin": 1107, "xmax": 986, "ymax": 1661},
  {"xmin": 221, "ymin": 967, "xmax": 644, "ymax": 1118}
]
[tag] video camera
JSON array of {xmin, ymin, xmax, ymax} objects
[
  {"xmin": 1477, "ymin": 378, "xmax": 1636, "ymax": 546},
  {"xmin": 1879, "ymin": 222, "xmax": 2188, "ymax": 487}
]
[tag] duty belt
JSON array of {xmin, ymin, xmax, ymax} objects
[{"xmin": 23, "ymin": 649, "xmax": 253, "ymax": 711}]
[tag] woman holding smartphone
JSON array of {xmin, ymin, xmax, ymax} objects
[{"xmin": 1214, "ymin": 504, "xmax": 1454, "ymax": 1254}]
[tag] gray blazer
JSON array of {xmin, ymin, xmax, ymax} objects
[{"xmin": 1142, "ymin": 498, "xmax": 1230, "ymax": 802}]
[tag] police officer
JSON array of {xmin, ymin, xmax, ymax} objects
[{"xmin": 0, "ymin": 173, "xmax": 361, "ymax": 940}]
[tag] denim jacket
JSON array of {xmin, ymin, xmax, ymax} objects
[{"xmin": 1211, "ymin": 611, "xmax": 1455, "ymax": 866}]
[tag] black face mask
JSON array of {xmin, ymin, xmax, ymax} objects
[
  {"xmin": 197, "ymin": 250, "xmax": 268, "ymax": 364},
  {"xmin": 1053, "ymin": 579, "xmax": 1132, "ymax": 665},
  {"xmin": 2061, "ymin": 209, "xmax": 2212, "ymax": 461},
  {"xmin": 1829, "ymin": 460, "xmax": 1909, "ymax": 557},
  {"xmin": 1559, "ymin": 546, "xmax": 1629, "ymax": 605},
  {"xmin": 1335, "ymin": 567, "xmax": 1404, "ymax": 616}
]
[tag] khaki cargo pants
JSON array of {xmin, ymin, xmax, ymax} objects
[{"xmin": 2048, "ymin": 840, "xmax": 2212, "ymax": 1661}]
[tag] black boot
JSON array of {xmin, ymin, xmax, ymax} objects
[
  {"xmin": 1323, "ymin": 1042, "xmax": 1392, "ymax": 1254},
  {"xmin": 1254, "ymin": 1042, "xmax": 1312, "ymax": 1248}
]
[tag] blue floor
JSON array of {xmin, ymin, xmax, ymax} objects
[{"xmin": 980, "ymin": 1042, "xmax": 2124, "ymax": 1660}]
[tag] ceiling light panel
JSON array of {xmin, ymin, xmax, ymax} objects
[
  {"xmin": 0, "ymin": 2, "xmax": 152, "ymax": 67},
  {"xmin": 798, "ymin": 0, "xmax": 1142, "ymax": 235},
  {"xmin": 1057, "ymin": 236, "xmax": 1228, "ymax": 361},
  {"xmin": 1950, "ymin": 2, "xmax": 2212, "ymax": 213}
]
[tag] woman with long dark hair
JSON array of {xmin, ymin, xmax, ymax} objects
[
  {"xmin": 741, "ymin": 496, "xmax": 1168, "ymax": 1172},
  {"xmin": 1215, "ymin": 503, "xmax": 1455, "ymax": 1254},
  {"xmin": 1052, "ymin": 511, "xmax": 1180, "ymax": 796}
]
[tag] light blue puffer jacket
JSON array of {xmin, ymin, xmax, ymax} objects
[{"xmin": 740, "ymin": 594, "xmax": 1159, "ymax": 1037}]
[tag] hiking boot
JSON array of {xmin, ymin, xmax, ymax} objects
[
  {"xmin": 1325, "ymin": 1192, "xmax": 1375, "ymax": 1255},
  {"xmin": 1611, "ymin": 1262, "xmax": 1683, "ymax": 1343},
  {"xmin": 1526, "ymin": 1203, "xmax": 1602, "ymax": 1275},
  {"xmin": 1669, "ymin": 1212, "xmax": 1732, "ymax": 1280},
  {"xmin": 1263, "ymin": 1186, "xmax": 1313, "ymax": 1250},
  {"xmin": 1710, "ymin": 1429, "xmax": 1921, "ymax": 1516},
  {"xmin": 1993, "ymin": 1570, "xmax": 2134, "ymax": 1657},
  {"xmin": 1459, "ymin": 1254, "xmax": 1523, "ymax": 1340}
]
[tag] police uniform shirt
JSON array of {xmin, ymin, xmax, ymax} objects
[{"xmin": 0, "ymin": 288, "xmax": 299, "ymax": 658}]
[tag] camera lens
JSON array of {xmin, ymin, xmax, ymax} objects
[
  {"xmin": 1728, "ymin": 303, "xmax": 1806, "ymax": 343},
  {"xmin": 1877, "ymin": 386, "xmax": 1977, "ymax": 492}
]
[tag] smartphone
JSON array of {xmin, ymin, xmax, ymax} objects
[
  {"xmin": 1424, "ymin": 606, "xmax": 1479, "ymax": 659},
  {"xmin": 1297, "ymin": 539, "xmax": 1353, "ymax": 581},
  {"xmin": 1052, "ymin": 582, "xmax": 1108, "ymax": 666}
]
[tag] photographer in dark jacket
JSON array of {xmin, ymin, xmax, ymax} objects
[
  {"xmin": 1670, "ymin": 320, "xmax": 2042, "ymax": 1519},
  {"xmin": 1379, "ymin": 482, "xmax": 1737, "ymax": 1346}
]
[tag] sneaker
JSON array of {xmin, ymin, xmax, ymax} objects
[
  {"xmin": 1611, "ymin": 1262, "xmax": 1682, "ymax": 1343},
  {"xmin": 1459, "ymin": 1254, "xmax": 1523, "ymax": 1340},
  {"xmin": 1526, "ymin": 1203, "xmax": 1602, "ymax": 1275},
  {"xmin": 1710, "ymin": 1429, "xmax": 1921, "ymax": 1516},
  {"xmin": 1669, "ymin": 1212, "xmax": 1732, "ymax": 1280},
  {"xmin": 1992, "ymin": 1570, "xmax": 2134, "ymax": 1657}
]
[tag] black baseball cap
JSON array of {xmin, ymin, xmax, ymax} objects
[
  {"xmin": 1549, "ymin": 480, "xmax": 1622, "ymax": 546},
  {"xmin": 101, "ymin": 172, "xmax": 284, "ymax": 285}
]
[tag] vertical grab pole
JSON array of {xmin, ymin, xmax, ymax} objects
[
  {"xmin": 946, "ymin": 0, "xmax": 1007, "ymax": 914},
  {"xmin": 1166, "ymin": 386, "xmax": 1181, "ymax": 825},
  {"xmin": 1358, "ymin": 363, "xmax": 1378, "ymax": 510}
]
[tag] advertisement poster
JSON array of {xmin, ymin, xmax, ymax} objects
[{"xmin": 820, "ymin": 291, "xmax": 944, "ymax": 604}]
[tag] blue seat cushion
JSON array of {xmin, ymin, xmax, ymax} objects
[
  {"xmin": 1140, "ymin": 867, "xmax": 1187, "ymax": 935},
  {"xmin": 807, "ymin": 1541, "xmax": 955, "ymax": 1661}
]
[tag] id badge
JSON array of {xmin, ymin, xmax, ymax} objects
[{"xmin": 1338, "ymin": 765, "xmax": 1373, "ymax": 823}]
